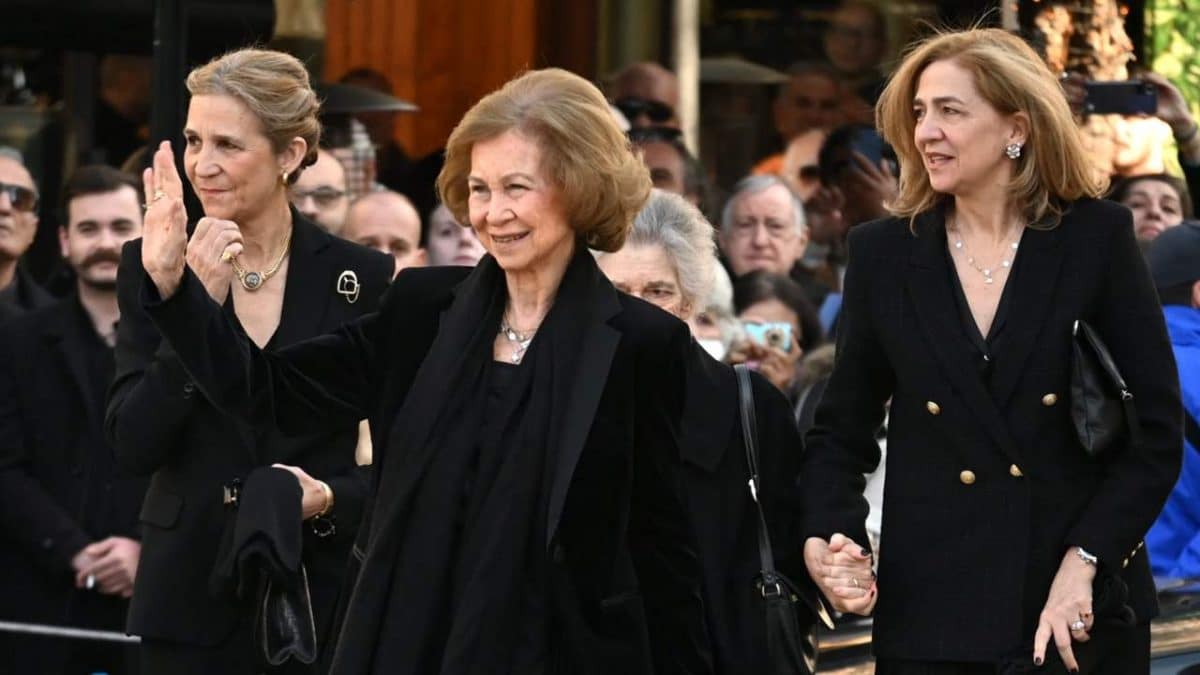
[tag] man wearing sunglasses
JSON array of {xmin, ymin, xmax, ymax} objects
[
  {"xmin": 627, "ymin": 127, "xmax": 706, "ymax": 210},
  {"xmin": 289, "ymin": 147, "xmax": 351, "ymax": 235},
  {"xmin": 0, "ymin": 149, "xmax": 52, "ymax": 322},
  {"xmin": 609, "ymin": 62, "xmax": 680, "ymax": 129}
]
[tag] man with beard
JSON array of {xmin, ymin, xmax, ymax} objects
[
  {"xmin": 0, "ymin": 148, "xmax": 53, "ymax": 321},
  {"xmin": 0, "ymin": 165, "xmax": 147, "ymax": 675}
]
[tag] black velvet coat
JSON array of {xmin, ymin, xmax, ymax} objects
[
  {"xmin": 104, "ymin": 214, "xmax": 393, "ymax": 658},
  {"xmin": 802, "ymin": 198, "xmax": 1182, "ymax": 664},
  {"xmin": 137, "ymin": 254, "xmax": 713, "ymax": 674}
]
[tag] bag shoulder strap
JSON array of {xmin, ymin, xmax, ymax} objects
[{"xmin": 734, "ymin": 364, "xmax": 777, "ymax": 575}]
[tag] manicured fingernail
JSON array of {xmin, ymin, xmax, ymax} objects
[{"xmin": 1034, "ymin": 657, "xmax": 1042, "ymax": 666}]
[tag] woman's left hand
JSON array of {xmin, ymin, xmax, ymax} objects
[
  {"xmin": 272, "ymin": 463, "xmax": 331, "ymax": 520},
  {"xmin": 1032, "ymin": 547, "xmax": 1097, "ymax": 670}
]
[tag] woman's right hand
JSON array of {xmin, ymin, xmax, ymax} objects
[
  {"xmin": 141, "ymin": 141, "xmax": 189, "ymax": 299},
  {"xmin": 804, "ymin": 534, "xmax": 877, "ymax": 615}
]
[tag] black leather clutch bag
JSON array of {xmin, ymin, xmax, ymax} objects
[{"xmin": 1070, "ymin": 320, "xmax": 1141, "ymax": 457}]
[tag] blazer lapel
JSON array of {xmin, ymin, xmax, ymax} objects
[
  {"xmin": 905, "ymin": 211, "xmax": 1024, "ymax": 465},
  {"xmin": 272, "ymin": 213, "xmax": 335, "ymax": 347},
  {"xmin": 544, "ymin": 272, "xmax": 621, "ymax": 549},
  {"xmin": 989, "ymin": 224, "xmax": 1066, "ymax": 408}
]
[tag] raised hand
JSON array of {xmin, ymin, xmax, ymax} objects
[
  {"xmin": 141, "ymin": 141, "xmax": 189, "ymax": 299},
  {"xmin": 804, "ymin": 533, "xmax": 877, "ymax": 615},
  {"xmin": 186, "ymin": 216, "xmax": 244, "ymax": 304}
]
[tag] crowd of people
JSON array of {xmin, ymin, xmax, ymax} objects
[{"xmin": 0, "ymin": 2, "xmax": 1197, "ymax": 675}]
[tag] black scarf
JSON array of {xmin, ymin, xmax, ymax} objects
[{"xmin": 333, "ymin": 247, "xmax": 602, "ymax": 674}]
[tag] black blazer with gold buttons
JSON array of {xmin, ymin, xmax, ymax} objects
[
  {"xmin": 801, "ymin": 198, "xmax": 1182, "ymax": 663},
  {"xmin": 104, "ymin": 213, "xmax": 393, "ymax": 650}
]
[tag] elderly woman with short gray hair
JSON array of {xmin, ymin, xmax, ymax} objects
[{"xmin": 598, "ymin": 189, "xmax": 814, "ymax": 673}]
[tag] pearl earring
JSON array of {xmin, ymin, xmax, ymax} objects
[{"xmin": 1005, "ymin": 143, "xmax": 1023, "ymax": 160}]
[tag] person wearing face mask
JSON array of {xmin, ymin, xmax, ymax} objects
[
  {"xmin": 596, "ymin": 190, "xmax": 835, "ymax": 673},
  {"xmin": 1108, "ymin": 174, "xmax": 1191, "ymax": 242},
  {"xmin": 424, "ymin": 202, "xmax": 487, "ymax": 267}
]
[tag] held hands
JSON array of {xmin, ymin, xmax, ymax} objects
[
  {"xmin": 1032, "ymin": 547, "xmax": 1098, "ymax": 671},
  {"xmin": 73, "ymin": 537, "xmax": 141, "ymax": 598},
  {"xmin": 141, "ymin": 141, "xmax": 189, "ymax": 299},
  {"xmin": 272, "ymin": 464, "xmax": 332, "ymax": 520},
  {"xmin": 804, "ymin": 533, "xmax": 878, "ymax": 615}
]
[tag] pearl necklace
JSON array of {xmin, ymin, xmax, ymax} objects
[
  {"xmin": 499, "ymin": 317, "xmax": 536, "ymax": 364},
  {"xmin": 948, "ymin": 226, "xmax": 1022, "ymax": 285}
]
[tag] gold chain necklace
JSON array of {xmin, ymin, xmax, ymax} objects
[{"xmin": 231, "ymin": 227, "xmax": 292, "ymax": 291}]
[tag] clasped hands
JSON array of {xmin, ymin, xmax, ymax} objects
[
  {"xmin": 141, "ymin": 140, "xmax": 244, "ymax": 304},
  {"xmin": 72, "ymin": 536, "xmax": 140, "ymax": 598},
  {"xmin": 803, "ymin": 533, "xmax": 877, "ymax": 615}
]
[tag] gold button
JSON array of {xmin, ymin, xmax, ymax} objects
[
  {"xmin": 926, "ymin": 401, "xmax": 941, "ymax": 416},
  {"xmin": 1042, "ymin": 393, "xmax": 1058, "ymax": 407},
  {"xmin": 959, "ymin": 470, "xmax": 976, "ymax": 485},
  {"xmin": 1009, "ymin": 464, "xmax": 1023, "ymax": 477}
]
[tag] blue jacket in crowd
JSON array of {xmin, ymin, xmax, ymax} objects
[{"xmin": 1147, "ymin": 305, "xmax": 1200, "ymax": 580}]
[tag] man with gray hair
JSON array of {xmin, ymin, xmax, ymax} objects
[
  {"xmin": 718, "ymin": 174, "xmax": 809, "ymax": 280},
  {"xmin": 0, "ymin": 147, "xmax": 52, "ymax": 321}
]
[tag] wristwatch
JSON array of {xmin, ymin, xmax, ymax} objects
[{"xmin": 1075, "ymin": 546, "xmax": 1099, "ymax": 567}]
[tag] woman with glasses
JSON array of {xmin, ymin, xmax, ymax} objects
[
  {"xmin": 596, "ymin": 190, "xmax": 825, "ymax": 673},
  {"xmin": 106, "ymin": 48, "xmax": 393, "ymax": 673}
]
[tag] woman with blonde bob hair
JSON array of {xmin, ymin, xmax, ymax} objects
[
  {"xmin": 799, "ymin": 27, "xmax": 1181, "ymax": 674},
  {"xmin": 136, "ymin": 66, "xmax": 713, "ymax": 674}
]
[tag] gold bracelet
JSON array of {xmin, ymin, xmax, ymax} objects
[{"xmin": 316, "ymin": 480, "xmax": 334, "ymax": 517}]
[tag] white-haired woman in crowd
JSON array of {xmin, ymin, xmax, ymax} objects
[{"xmin": 597, "ymin": 190, "xmax": 842, "ymax": 673}]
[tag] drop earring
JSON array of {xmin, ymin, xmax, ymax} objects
[
  {"xmin": 1005, "ymin": 143, "xmax": 1023, "ymax": 160},
  {"xmin": 280, "ymin": 170, "xmax": 289, "ymax": 186}
]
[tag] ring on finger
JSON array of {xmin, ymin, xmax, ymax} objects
[
  {"xmin": 220, "ymin": 249, "xmax": 236, "ymax": 264},
  {"xmin": 851, "ymin": 577, "xmax": 861, "ymax": 589},
  {"xmin": 1069, "ymin": 619, "xmax": 1087, "ymax": 631}
]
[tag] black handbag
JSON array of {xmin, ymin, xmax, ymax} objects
[
  {"xmin": 1069, "ymin": 320, "xmax": 1142, "ymax": 457},
  {"xmin": 734, "ymin": 365, "xmax": 835, "ymax": 675}
]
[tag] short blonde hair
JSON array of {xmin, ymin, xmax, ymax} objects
[
  {"xmin": 186, "ymin": 48, "xmax": 321, "ymax": 184},
  {"xmin": 438, "ymin": 68, "xmax": 651, "ymax": 252},
  {"xmin": 876, "ymin": 28, "xmax": 1104, "ymax": 227}
]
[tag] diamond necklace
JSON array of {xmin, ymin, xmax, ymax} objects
[
  {"xmin": 948, "ymin": 223, "xmax": 1022, "ymax": 285},
  {"xmin": 231, "ymin": 227, "xmax": 292, "ymax": 291},
  {"xmin": 499, "ymin": 315, "xmax": 537, "ymax": 364}
]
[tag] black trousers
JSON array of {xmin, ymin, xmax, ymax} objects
[{"xmin": 875, "ymin": 622, "xmax": 1150, "ymax": 675}]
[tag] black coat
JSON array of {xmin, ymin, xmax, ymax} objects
[
  {"xmin": 679, "ymin": 347, "xmax": 805, "ymax": 673},
  {"xmin": 135, "ymin": 257, "xmax": 713, "ymax": 674},
  {"xmin": 104, "ymin": 214, "xmax": 393, "ymax": 656},
  {"xmin": 0, "ymin": 295, "xmax": 145, "ymax": 672},
  {"xmin": 0, "ymin": 263, "xmax": 55, "ymax": 322},
  {"xmin": 802, "ymin": 199, "xmax": 1182, "ymax": 662}
]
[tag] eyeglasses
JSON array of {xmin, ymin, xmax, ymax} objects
[
  {"xmin": 614, "ymin": 97, "xmax": 676, "ymax": 124},
  {"xmin": 289, "ymin": 186, "xmax": 346, "ymax": 208},
  {"xmin": 627, "ymin": 126, "xmax": 684, "ymax": 145},
  {"xmin": 0, "ymin": 182, "xmax": 38, "ymax": 212}
]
